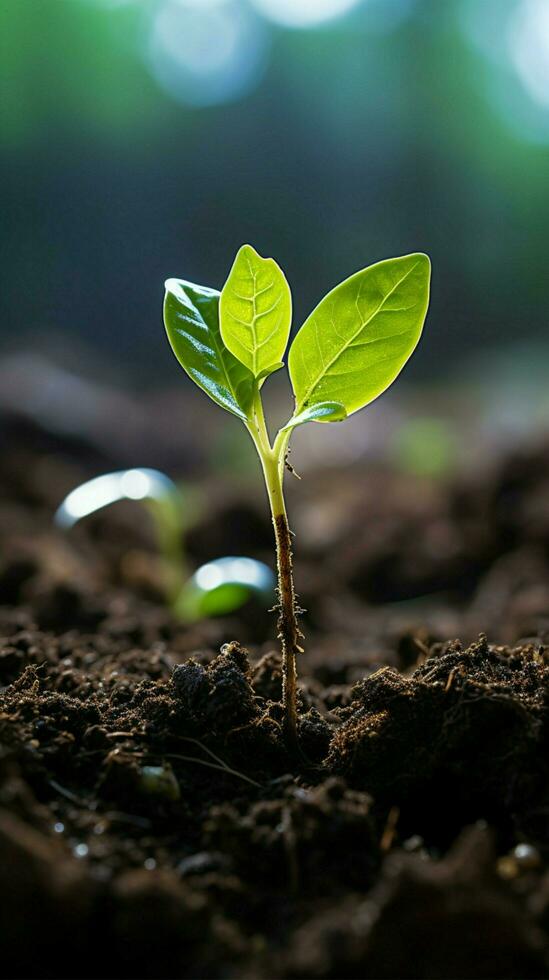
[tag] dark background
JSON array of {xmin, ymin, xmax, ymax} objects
[{"xmin": 1, "ymin": 0, "xmax": 548, "ymax": 445}]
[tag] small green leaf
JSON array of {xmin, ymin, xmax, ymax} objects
[
  {"xmin": 164, "ymin": 278, "xmax": 254, "ymax": 421},
  {"xmin": 174, "ymin": 556, "xmax": 275, "ymax": 621},
  {"xmin": 256, "ymin": 361, "xmax": 285, "ymax": 382},
  {"xmin": 289, "ymin": 253, "xmax": 430, "ymax": 417},
  {"xmin": 139, "ymin": 764, "xmax": 181, "ymax": 802},
  {"xmin": 220, "ymin": 244, "xmax": 292, "ymax": 379},
  {"xmin": 281, "ymin": 401, "xmax": 347, "ymax": 432}
]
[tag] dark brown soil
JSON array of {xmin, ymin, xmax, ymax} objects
[{"xmin": 2, "ymin": 425, "xmax": 549, "ymax": 978}]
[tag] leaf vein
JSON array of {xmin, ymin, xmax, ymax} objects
[{"xmin": 298, "ymin": 261, "xmax": 419, "ymax": 407}]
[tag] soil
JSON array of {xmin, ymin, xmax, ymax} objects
[{"xmin": 2, "ymin": 419, "xmax": 549, "ymax": 978}]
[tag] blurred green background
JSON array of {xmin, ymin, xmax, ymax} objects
[{"xmin": 1, "ymin": 0, "xmax": 548, "ymax": 397}]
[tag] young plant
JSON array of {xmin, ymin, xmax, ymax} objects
[
  {"xmin": 164, "ymin": 246, "xmax": 431, "ymax": 744},
  {"xmin": 55, "ymin": 468, "xmax": 274, "ymax": 620}
]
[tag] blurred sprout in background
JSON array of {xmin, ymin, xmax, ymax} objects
[
  {"xmin": 55, "ymin": 468, "xmax": 276, "ymax": 620},
  {"xmin": 391, "ymin": 417, "xmax": 457, "ymax": 480}
]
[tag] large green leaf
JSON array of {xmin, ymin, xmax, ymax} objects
[
  {"xmin": 164, "ymin": 278, "xmax": 254, "ymax": 421},
  {"xmin": 220, "ymin": 244, "xmax": 292, "ymax": 379},
  {"xmin": 289, "ymin": 253, "xmax": 431, "ymax": 417}
]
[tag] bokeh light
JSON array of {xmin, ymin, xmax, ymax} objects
[
  {"xmin": 146, "ymin": 0, "xmax": 268, "ymax": 107},
  {"xmin": 459, "ymin": 0, "xmax": 549, "ymax": 143},
  {"xmin": 249, "ymin": 0, "xmax": 363, "ymax": 29},
  {"xmin": 509, "ymin": 0, "xmax": 549, "ymax": 109}
]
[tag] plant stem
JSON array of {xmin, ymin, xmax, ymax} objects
[
  {"xmin": 260, "ymin": 447, "xmax": 303, "ymax": 747},
  {"xmin": 247, "ymin": 394, "xmax": 302, "ymax": 746},
  {"xmin": 146, "ymin": 496, "xmax": 188, "ymax": 604}
]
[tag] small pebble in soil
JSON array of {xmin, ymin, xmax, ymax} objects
[
  {"xmin": 139, "ymin": 764, "xmax": 181, "ymax": 802},
  {"xmin": 514, "ymin": 843, "xmax": 542, "ymax": 870},
  {"xmin": 498, "ymin": 843, "xmax": 542, "ymax": 879}
]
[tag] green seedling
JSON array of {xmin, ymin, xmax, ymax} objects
[
  {"xmin": 55, "ymin": 468, "xmax": 275, "ymax": 619},
  {"xmin": 164, "ymin": 246, "xmax": 431, "ymax": 744},
  {"xmin": 55, "ymin": 468, "xmax": 187, "ymax": 597},
  {"xmin": 175, "ymin": 555, "xmax": 274, "ymax": 621}
]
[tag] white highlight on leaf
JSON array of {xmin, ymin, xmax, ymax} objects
[
  {"xmin": 54, "ymin": 469, "xmax": 178, "ymax": 528},
  {"xmin": 192, "ymin": 556, "xmax": 274, "ymax": 594}
]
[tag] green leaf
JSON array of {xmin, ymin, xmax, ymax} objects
[
  {"xmin": 174, "ymin": 556, "xmax": 275, "ymax": 621},
  {"xmin": 164, "ymin": 278, "xmax": 254, "ymax": 421},
  {"xmin": 256, "ymin": 361, "xmax": 285, "ymax": 382},
  {"xmin": 281, "ymin": 401, "xmax": 347, "ymax": 432},
  {"xmin": 289, "ymin": 253, "xmax": 431, "ymax": 417},
  {"xmin": 220, "ymin": 244, "xmax": 292, "ymax": 379}
]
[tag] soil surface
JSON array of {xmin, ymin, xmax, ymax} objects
[{"xmin": 2, "ymin": 421, "xmax": 549, "ymax": 978}]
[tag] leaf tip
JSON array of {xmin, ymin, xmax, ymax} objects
[
  {"xmin": 409, "ymin": 252, "xmax": 431, "ymax": 275},
  {"xmin": 235, "ymin": 242, "xmax": 279, "ymax": 267},
  {"xmin": 236, "ymin": 242, "xmax": 259, "ymax": 261}
]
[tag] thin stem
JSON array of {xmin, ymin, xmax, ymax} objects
[
  {"xmin": 273, "ymin": 496, "xmax": 303, "ymax": 748},
  {"xmin": 146, "ymin": 496, "xmax": 188, "ymax": 605},
  {"xmin": 164, "ymin": 752, "xmax": 261, "ymax": 788},
  {"xmin": 255, "ymin": 441, "xmax": 303, "ymax": 747},
  {"xmin": 245, "ymin": 387, "xmax": 303, "ymax": 747},
  {"xmin": 273, "ymin": 427, "xmax": 292, "ymax": 482},
  {"xmin": 252, "ymin": 383, "xmax": 271, "ymax": 453}
]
